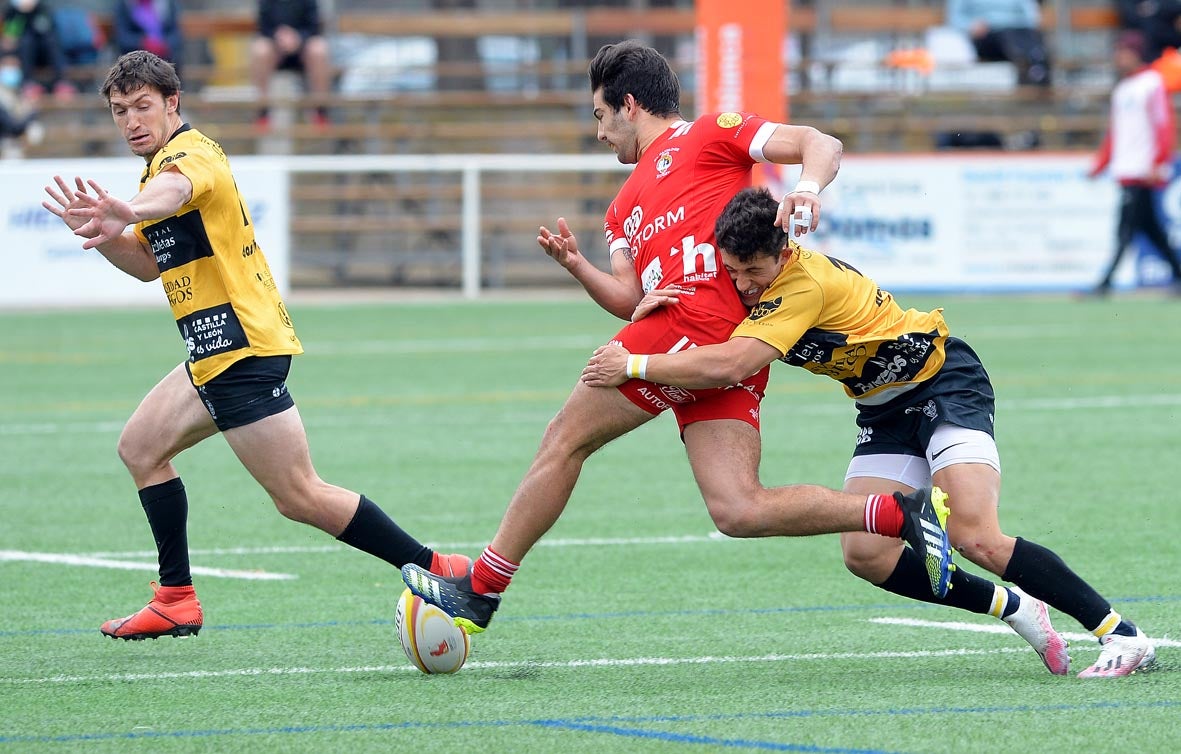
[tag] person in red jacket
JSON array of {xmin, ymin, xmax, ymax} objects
[{"xmin": 1089, "ymin": 29, "xmax": 1181, "ymax": 295}]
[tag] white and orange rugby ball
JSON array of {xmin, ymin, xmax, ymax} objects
[{"xmin": 395, "ymin": 588, "xmax": 470, "ymax": 674}]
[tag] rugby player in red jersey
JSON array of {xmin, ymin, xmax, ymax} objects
[
  {"xmin": 403, "ymin": 40, "xmax": 953, "ymax": 634},
  {"xmin": 583, "ymin": 186, "xmax": 1157, "ymax": 678}
]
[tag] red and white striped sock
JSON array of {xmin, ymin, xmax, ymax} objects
[
  {"xmin": 470, "ymin": 546, "xmax": 518, "ymax": 595},
  {"xmin": 863, "ymin": 494, "xmax": 904, "ymax": 538}
]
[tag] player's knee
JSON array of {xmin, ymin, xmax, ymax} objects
[
  {"xmin": 271, "ymin": 494, "xmax": 312, "ymax": 524},
  {"xmin": 949, "ymin": 530, "xmax": 1014, "ymax": 576},
  {"xmin": 702, "ymin": 492, "xmax": 762, "ymax": 538},
  {"xmin": 270, "ymin": 476, "xmax": 342, "ymax": 528},
  {"xmin": 116, "ymin": 430, "xmax": 159, "ymax": 476},
  {"xmin": 538, "ymin": 412, "xmax": 606, "ymax": 462},
  {"xmin": 841, "ymin": 543, "xmax": 897, "ymax": 583}
]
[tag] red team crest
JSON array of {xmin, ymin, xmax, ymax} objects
[{"xmin": 655, "ymin": 147, "xmax": 677, "ymax": 178}]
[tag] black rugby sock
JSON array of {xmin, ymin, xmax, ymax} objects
[
  {"xmin": 140, "ymin": 477, "xmax": 192, "ymax": 587},
  {"xmin": 1003, "ymin": 536, "xmax": 1112, "ymax": 630},
  {"xmin": 879, "ymin": 547, "xmax": 998, "ymax": 613},
  {"xmin": 337, "ymin": 495, "xmax": 433, "ymax": 569}
]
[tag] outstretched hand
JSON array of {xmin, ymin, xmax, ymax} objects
[
  {"xmin": 62, "ymin": 178, "xmax": 137, "ymax": 249},
  {"xmin": 581, "ymin": 343, "xmax": 632, "ymax": 387},
  {"xmin": 537, "ymin": 217, "xmax": 585, "ymax": 272},
  {"xmin": 41, "ymin": 175, "xmax": 98, "ymax": 234}
]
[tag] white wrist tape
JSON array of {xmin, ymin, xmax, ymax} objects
[
  {"xmin": 626, "ymin": 354, "xmax": 649, "ymax": 380},
  {"xmin": 793, "ymin": 180, "xmax": 821, "ymax": 195}
]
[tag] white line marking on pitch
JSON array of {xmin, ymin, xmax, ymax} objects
[
  {"xmin": 871, "ymin": 617, "xmax": 1181, "ymax": 648},
  {"xmin": 0, "ymin": 647, "xmax": 1030, "ymax": 685},
  {"xmin": 0, "ymin": 551, "xmax": 295, "ymax": 580}
]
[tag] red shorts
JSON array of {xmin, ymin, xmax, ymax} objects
[{"xmin": 609, "ymin": 308, "xmax": 768, "ymax": 433}]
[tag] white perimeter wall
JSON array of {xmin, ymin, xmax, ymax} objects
[{"xmin": 3, "ymin": 151, "xmax": 1176, "ymax": 309}]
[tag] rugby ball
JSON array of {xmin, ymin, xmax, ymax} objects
[{"xmin": 395, "ymin": 588, "xmax": 470, "ymax": 674}]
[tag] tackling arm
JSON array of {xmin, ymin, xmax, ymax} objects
[{"xmin": 583, "ymin": 336, "xmax": 781, "ymax": 389}]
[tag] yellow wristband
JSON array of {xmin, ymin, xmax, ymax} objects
[{"xmin": 626, "ymin": 354, "xmax": 649, "ymax": 380}]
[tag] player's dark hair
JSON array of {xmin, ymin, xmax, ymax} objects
[
  {"xmin": 588, "ymin": 40, "xmax": 681, "ymax": 118},
  {"xmin": 101, "ymin": 50, "xmax": 182, "ymax": 102},
  {"xmin": 715, "ymin": 187, "xmax": 788, "ymax": 262}
]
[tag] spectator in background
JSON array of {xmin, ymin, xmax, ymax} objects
[
  {"xmin": 2, "ymin": 0, "xmax": 75, "ymax": 103},
  {"xmin": 946, "ymin": 0, "xmax": 1052, "ymax": 86},
  {"xmin": 1089, "ymin": 29, "xmax": 1181, "ymax": 295},
  {"xmin": 113, "ymin": 0, "xmax": 183, "ymax": 77},
  {"xmin": 251, "ymin": 0, "xmax": 331, "ymax": 130},
  {"xmin": 54, "ymin": 5, "xmax": 102, "ymax": 67},
  {"xmin": 1116, "ymin": 0, "xmax": 1181, "ymax": 60},
  {"xmin": 0, "ymin": 50, "xmax": 42, "ymax": 157}
]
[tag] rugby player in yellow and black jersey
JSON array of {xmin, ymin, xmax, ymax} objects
[
  {"xmin": 41, "ymin": 51, "xmax": 468, "ymax": 642},
  {"xmin": 583, "ymin": 186, "xmax": 1156, "ymax": 678}
]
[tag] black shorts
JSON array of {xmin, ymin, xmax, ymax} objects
[
  {"xmin": 188, "ymin": 355, "xmax": 295, "ymax": 431},
  {"xmin": 851, "ymin": 337, "xmax": 995, "ymax": 458},
  {"xmin": 278, "ymin": 51, "xmax": 305, "ymax": 72}
]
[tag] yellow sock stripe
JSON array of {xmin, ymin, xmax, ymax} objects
[
  {"xmin": 1092, "ymin": 612, "xmax": 1122, "ymax": 638},
  {"xmin": 987, "ymin": 586, "xmax": 1007, "ymax": 619}
]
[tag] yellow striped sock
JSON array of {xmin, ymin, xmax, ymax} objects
[
  {"xmin": 1091, "ymin": 611, "xmax": 1122, "ymax": 639},
  {"xmin": 987, "ymin": 585, "xmax": 1009, "ymax": 619}
]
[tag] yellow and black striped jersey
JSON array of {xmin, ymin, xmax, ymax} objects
[
  {"xmin": 730, "ymin": 242, "xmax": 949, "ymax": 403},
  {"xmin": 134, "ymin": 125, "xmax": 302, "ymax": 385}
]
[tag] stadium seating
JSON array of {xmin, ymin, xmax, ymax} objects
[
  {"xmin": 22, "ymin": 2, "xmax": 1126, "ymax": 287},
  {"xmin": 30, "ymin": 2, "xmax": 1124, "ymax": 160}
]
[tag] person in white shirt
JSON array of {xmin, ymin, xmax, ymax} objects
[{"xmin": 1089, "ymin": 29, "xmax": 1181, "ymax": 295}]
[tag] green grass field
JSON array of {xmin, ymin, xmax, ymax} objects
[{"xmin": 1, "ymin": 294, "xmax": 1178, "ymax": 753}]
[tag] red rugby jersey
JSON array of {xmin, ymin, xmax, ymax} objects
[{"xmin": 604, "ymin": 111, "xmax": 778, "ymax": 326}]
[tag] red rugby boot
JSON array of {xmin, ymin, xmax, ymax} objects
[{"xmin": 100, "ymin": 581, "xmax": 203, "ymax": 641}]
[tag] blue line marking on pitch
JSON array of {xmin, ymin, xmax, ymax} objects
[
  {"xmin": 3, "ymin": 701, "xmax": 1178, "ymax": 748},
  {"xmin": 531, "ymin": 720, "xmax": 899, "ymax": 753},
  {"xmin": 2, "ymin": 594, "xmax": 1176, "ymax": 638}
]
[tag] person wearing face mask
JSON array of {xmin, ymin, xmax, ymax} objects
[
  {"xmin": 0, "ymin": 50, "xmax": 42, "ymax": 156},
  {"xmin": 1, "ymin": 0, "xmax": 75, "ymax": 103}
]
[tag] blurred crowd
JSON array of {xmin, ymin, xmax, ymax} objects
[{"xmin": 1, "ymin": 1, "xmax": 1178, "ymax": 160}]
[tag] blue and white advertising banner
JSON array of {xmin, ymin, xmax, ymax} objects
[
  {"xmin": 774, "ymin": 152, "xmax": 1120, "ymax": 293},
  {"xmin": 0, "ymin": 157, "xmax": 288, "ymax": 308}
]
